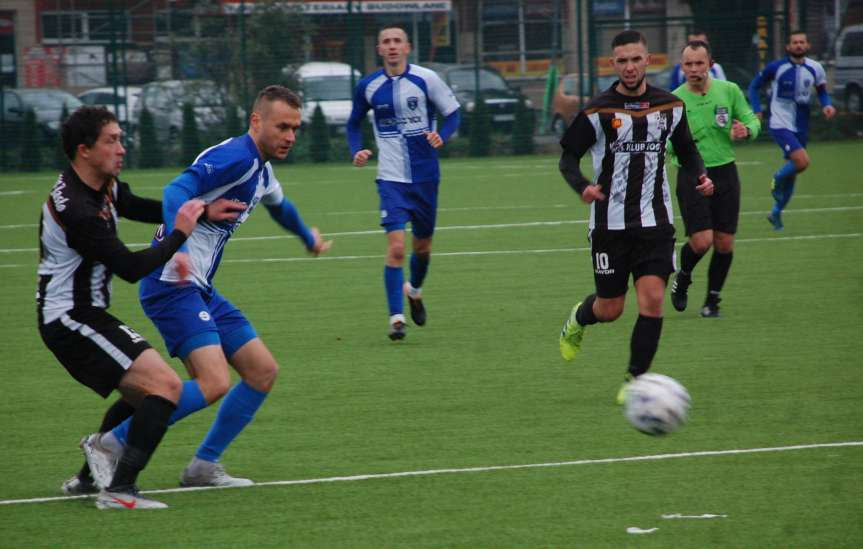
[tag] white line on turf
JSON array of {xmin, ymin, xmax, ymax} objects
[
  {"xmin": 1, "ymin": 202, "xmax": 862, "ymax": 254},
  {"xmin": 0, "ymin": 232, "xmax": 860, "ymax": 264},
  {"xmin": 1, "ymin": 441, "xmax": 861, "ymax": 507}
]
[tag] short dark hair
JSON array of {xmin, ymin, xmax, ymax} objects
[
  {"xmin": 787, "ymin": 30, "xmax": 807, "ymax": 43},
  {"xmin": 252, "ymin": 85, "xmax": 302, "ymax": 114},
  {"xmin": 683, "ymin": 39, "xmax": 712, "ymax": 59},
  {"xmin": 378, "ymin": 26, "xmax": 410, "ymax": 43},
  {"xmin": 611, "ymin": 29, "xmax": 647, "ymax": 49},
  {"xmin": 61, "ymin": 106, "xmax": 118, "ymax": 161}
]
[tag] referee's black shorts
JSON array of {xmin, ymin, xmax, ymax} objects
[
  {"xmin": 676, "ymin": 162, "xmax": 741, "ymax": 236},
  {"xmin": 39, "ymin": 307, "xmax": 152, "ymax": 398}
]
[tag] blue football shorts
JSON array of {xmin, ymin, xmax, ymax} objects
[
  {"xmin": 140, "ymin": 284, "xmax": 257, "ymax": 360},
  {"xmin": 769, "ymin": 128, "xmax": 807, "ymax": 159},
  {"xmin": 376, "ymin": 179, "xmax": 440, "ymax": 239}
]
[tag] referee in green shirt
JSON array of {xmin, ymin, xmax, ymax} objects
[{"xmin": 669, "ymin": 40, "xmax": 761, "ymax": 317}]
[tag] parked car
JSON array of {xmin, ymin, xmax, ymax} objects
[
  {"xmin": 284, "ymin": 62, "xmax": 363, "ymax": 132},
  {"xmin": 77, "ymin": 86, "xmax": 142, "ymax": 132},
  {"xmin": 133, "ymin": 80, "xmax": 232, "ymax": 142},
  {"xmin": 1, "ymin": 88, "xmax": 83, "ymax": 143},
  {"xmin": 425, "ymin": 63, "xmax": 532, "ymax": 132},
  {"xmin": 835, "ymin": 23, "xmax": 863, "ymax": 112}
]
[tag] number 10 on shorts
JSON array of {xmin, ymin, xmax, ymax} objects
[{"xmin": 594, "ymin": 252, "xmax": 610, "ymax": 270}]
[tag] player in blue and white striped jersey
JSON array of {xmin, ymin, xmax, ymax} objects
[
  {"xmin": 748, "ymin": 30, "xmax": 836, "ymax": 230},
  {"xmin": 104, "ymin": 86, "xmax": 331, "ymax": 488},
  {"xmin": 347, "ymin": 26, "xmax": 460, "ymax": 340}
]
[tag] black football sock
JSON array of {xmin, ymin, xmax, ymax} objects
[
  {"xmin": 575, "ymin": 293, "xmax": 600, "ymax": 326},
  {"xmin": 706, "ymin": 251, "xmax": 733, "ymax": 304},
  {"xmin": 680, "ymin": 243, "xmax": 705, "ymax": 276},
  {"xmin": 109, "ymin": 395, "xmax": 175, "ymax": 490},
  {"xmin": 79, "ymin": 398, "xmax": 136, "ymax": 482},
  {"xmin": 628, "ymin": 315, "xmax": 663, "ymax": 378}
]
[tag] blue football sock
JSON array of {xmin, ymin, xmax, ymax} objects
[
  {"xmin": 384, "ymin": 265, "xmax": 404, "ymax": 316},
  {"xmin": 779, "ymin": 179, "xmax": 796, "ymax": 210},
  {"xmin": 112, "ymin": 379, "xmax": 207, "ymax": 445},
  {"xmin": 195, "ymin": 380, "xmax": 268, "ymax": 463},
  {"xmin": 774, "ymin": 161, "xmax": 796, "ymax": 184},
  {"xmin": 409, "ymin": 253, "xmax": 430, "ymax": 290}
]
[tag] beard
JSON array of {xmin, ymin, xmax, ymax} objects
[{"xmin": 621, "ymin": 75, "xmax": 646, "ymax": 92}]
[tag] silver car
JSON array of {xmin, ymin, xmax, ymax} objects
[{"xmin": 133, "ymin": 80, "xmax": 231, "ymax": 142}]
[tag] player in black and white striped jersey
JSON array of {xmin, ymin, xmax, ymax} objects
[
  {"xmin": 37, "ymin": 106, "xmax": 241, "ymax": 509},
  {"xmin": 557, "ymin": 30, "xmax": 714, "ymax": 404}
]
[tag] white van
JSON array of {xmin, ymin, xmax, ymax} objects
[
  {"xmin": 289, "ymin": 62, "xmax": 363, "ymax": 131},
  {"xmin": 834, "ymin": 24, "xmax": 863, "ymax": 112}
]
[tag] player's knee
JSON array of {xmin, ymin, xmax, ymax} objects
[
  {"xmin": 197, "ymin": 370, "xmax": 231, "ymax": 403},
  {"xmin": 690, "ymin": 236, "xmax": 712, "ymax": 255},
  {"xmin": 596, "ymin": 299, "xmax": 624, "ymax": 321},
  {"xmin": 249, "ymin": 361, "xmax": 279, "ymax": 393},
  {"xmin": 793, "ymin": 155, "xmax": 810, "ymax": 172},
  {"xmin": 388, "ymin": 244, "xmax": 406, "ymax": 263},
  {"xmin": 151, "ymin": 365, "xmax": 182, "ymax": 402}
]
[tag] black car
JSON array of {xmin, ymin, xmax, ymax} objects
[{"xmin": 425, "ymin": 63, "xmax": 531, "ymax": 132}]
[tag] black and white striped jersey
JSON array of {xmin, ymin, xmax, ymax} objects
[
  {"xmin": 559, "ymin": 83, "xmax": 705, "ymax": 232},
  {"xmin": 37, "ymin": 168, "xmax": 186, "ymax": 325}
]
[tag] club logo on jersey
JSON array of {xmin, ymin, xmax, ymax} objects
[
  {"xmin": 407, "ymin": 96, "xmax": 419, "ymax": 110},
  {"xmin": 714, "ymin": 106, "xmax": 729, "ymax": 128},
  {"xmin": 611, "ymin": 118, "xmax": 623, "ymax": 129},
  {"xmin": 624, "ymin": 101, "xmax": 650, "ymax": 110},
  {"xmin": 656, "ymin": 113, "xmax": 667, "ymax": 132},
  {"xmin": 611, "ymin": 141, "xmax": 662, "ymax": 153}
]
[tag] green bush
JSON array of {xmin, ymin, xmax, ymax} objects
[
  {"xmin": 19, "ymin": 110, "xmax": 41, "ymax": 172},
  {"xmin": 309, "ymin": 104, "xmax": 330, "ymax": 163},
  {"xmin": 137, "ymin": 107, "xmax": 163, "ymax": 168},
  {"xmin": 180, "ymin": 102, "xmax": 202, "ymax": 167},
  {"xmin": 511, "ymin": 99, "xmax": 535, "ymax": 155},
  {"xmin": 468, "ymin": 96, "xmax": 492, "ymax": 157}
]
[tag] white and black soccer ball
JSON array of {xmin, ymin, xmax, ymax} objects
[{"xmin": 624, "ymin": 373, "xmax": 691, "ymax": 435}]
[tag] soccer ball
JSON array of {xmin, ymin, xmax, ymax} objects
[{"xmin": 624, "ymin": 373, "xmax": 691, "ymax": 435}]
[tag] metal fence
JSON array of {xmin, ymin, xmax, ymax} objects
[{"xmin": 0, "ymin": 0, "xmax": 859, "ymax": 172}]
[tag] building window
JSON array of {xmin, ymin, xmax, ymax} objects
[
  {"xmin": 481, "ymin": 0, "xmax": 561, "ymax": 77},
  {"xmin": 42, "ymin": 11, "xmax": 128, "ymax": 44}
]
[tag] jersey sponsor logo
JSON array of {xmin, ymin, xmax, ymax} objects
[
  {"xmin": 714, "ymin": 106, "xmax": 729, "ymax": 128},
  {"xmin": 379, "ymin": 115, "xmax": 423, "ymax": 126},
  {"xmin": 611, "ymin": 140, "xmax": 663, "ymax": 153},
  {"xmin": 198, "ymin": 311, "xmax": 211, "ymax": 322},
  {"xmin": 51, "ymin": 180, "xmax": 69, "ymax": 212},
  {"xmin": 624, "ymin": 101, "xmax": 650, "ymax": 110},
  {"xmin": 407, "ymin": 96, "xmax": 419, "ymax": 110}
]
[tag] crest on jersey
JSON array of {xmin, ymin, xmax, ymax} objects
[
  {"xmin": 714, "ymin": 106, "xmax": 729, "ymax": 128},
  {"xmin": 611, "ymin": 118, "xmax": 623, "ymax": 129},
  {"xmin": 407, "ymin": 96, "xmax": 419, "ymax": 110}
]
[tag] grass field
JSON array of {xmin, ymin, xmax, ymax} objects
[{"xmin": 1, "ymin": 141, "xmax": 861, "ymax": 547}]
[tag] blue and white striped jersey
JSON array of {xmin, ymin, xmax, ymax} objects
[
  {"xmin": 141, "ymin": 134, "xmax": 285, "ymax": 292},
  {"xmin": 748, "ymin": 57, "xmax": 830, "ymax": 134},
  {"xmin": 349, "ymin": 64, "xmax": 459, "ymax": 184}
]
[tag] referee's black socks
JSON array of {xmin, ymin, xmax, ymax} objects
[
  {"xmin": 707, "ymin": 251, "xmax": 733, "ymax": 302},
  {"xmin": 680, "ymin": 243, "xmax": 705, "ymax": 276}
]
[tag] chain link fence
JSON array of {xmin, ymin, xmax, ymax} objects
[{"xmin": 1, "ymin": 0, "xmax": 859, "ymax": 172}]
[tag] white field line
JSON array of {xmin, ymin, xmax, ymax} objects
[
  {"xmin": 1, "ymin": 440, "xmax": 861, "ymax": 507},
  {"xmin": 0, "ymin": 232, "xmax": 860, "ymax": 269},
  {"xmin": 1, "ymin": 204, "xmax": 862, "ymax": 255}
]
